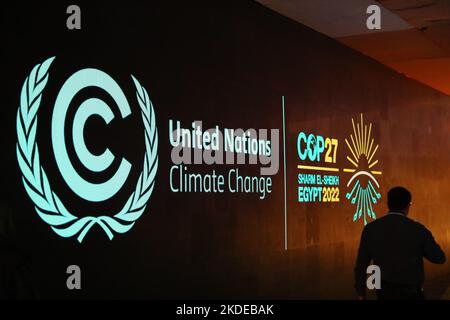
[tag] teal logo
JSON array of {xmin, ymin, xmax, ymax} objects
[
  {"xmin": 16, "ymin": 57, "xmax": 158, "ymax": 242},
  {"xmin": 344, "ymin": 114, "xmax": 381, "ymax": 226}
]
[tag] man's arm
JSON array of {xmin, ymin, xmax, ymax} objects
[
  {"xmin": 422, "ymin": 226, "xmax": 446, "ymax": 264},
  {"xmin": 354, "ymin": 226, "xmax": 372, "ymax": 299}
]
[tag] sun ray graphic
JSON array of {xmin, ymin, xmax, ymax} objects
[{"xmin": 344, "ymin": 114, "xmax": 382, "ymax": 226}]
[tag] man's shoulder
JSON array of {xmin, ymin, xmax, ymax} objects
[
  {"xmin": 408, "ymin": 218, "xmax": 430, "ymax": 234},
  {"xmin": 364, "ymin": 214, "xmax": 389, "ymax": 228},
  {"xmin": 362, "ymin": 215, "xmax": 386, "ymax": 234},
  {"xmin": 364, "ymin": 214, "xmax": 428, "ymax": 233}
]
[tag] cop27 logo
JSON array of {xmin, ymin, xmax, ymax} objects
[
  {"xmin": 16, "ymin": 57, "xmax": 158, "ymax": 242},
  {"xmin": 344, "ymin": 114, "xmax": 381, "ymax": 225}
]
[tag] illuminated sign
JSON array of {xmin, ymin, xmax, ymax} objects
[
  {"xmin": 16, "ymin": 57, "xmax": 158, "ymax": 242},
  {"xmin": 296, "ymin": 113, "xmax": 382, "ymax": 225},
  {"xmin": 168, "ymin": 120, "xmax": 278, "ymax": 199},
  {"xmin": 343, "ymin": 114, "xmax": 382, "ymax": 225},
  {"xmin": 297, "ymin": 132, "xmax": 340, "ymax": 203}
]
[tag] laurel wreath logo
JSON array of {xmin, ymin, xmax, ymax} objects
[{"xmin": 16, "ymin": 57, "xmax": 158, "ymax": 243}]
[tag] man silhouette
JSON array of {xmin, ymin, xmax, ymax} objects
[{"xmin": 354, "ymin": 186, "xmax": 446, "ymax": 300}]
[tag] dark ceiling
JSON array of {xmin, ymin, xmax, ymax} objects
[{"xmin": 258, "ymin": 0, "xmax": 450, "ymax": 95}]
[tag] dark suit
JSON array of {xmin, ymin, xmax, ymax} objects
[{"xmin": 355, "ymin": 212, "xmax": 446, "ymax": 299}]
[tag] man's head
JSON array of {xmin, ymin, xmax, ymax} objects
[{"xmin": 387, "ymin": 186, "xmax": 412, "ymax": 215}]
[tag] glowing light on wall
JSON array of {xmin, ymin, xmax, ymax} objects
[{"xmin": 344, "ymin": 114, "xmax": 382, "ymax": 225}]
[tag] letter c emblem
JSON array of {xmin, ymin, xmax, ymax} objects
[{"xmin": 52, "ymin": 69, "xmax": 132, "ymax": 202}]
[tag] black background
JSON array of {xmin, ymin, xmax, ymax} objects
[{"xmin": 1, "ymin": 1, "xmax": 288, "ymax": 299}]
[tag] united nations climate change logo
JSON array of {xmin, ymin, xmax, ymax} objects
[
  {"xmin": 344, "ymin": 114, "xmax": 382, "ymax": 226},
  {"xmin": 16, "ymin": 57, "xmax": 158, "ymax": 243}
]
